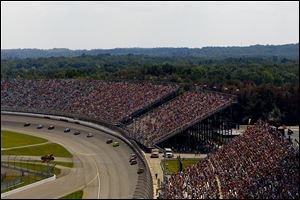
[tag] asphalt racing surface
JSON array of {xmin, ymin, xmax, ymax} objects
[{"xmin": 1, "ymin": 114, "xmax": 139, "ymax": 199}]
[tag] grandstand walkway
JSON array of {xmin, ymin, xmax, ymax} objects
[
  {"xmin": 208, "ymin": 159, "xmax": 223, "ymax": 199},
  {"xmin": 143, "ymin": 152, "xmax": 163, "ymax": 199}
]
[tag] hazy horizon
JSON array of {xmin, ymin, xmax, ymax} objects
[
  {"xmin": 1, "ymin": 1, "xmax": 299, "ymax": 49},
  {"xmin": 1, "ymin": 42, "xmax": 299, "ymax": 51}
]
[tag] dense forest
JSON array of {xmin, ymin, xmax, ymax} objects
[
  {"xmin": 1, "ymin": 53, "xmax": 299, "ymax": 125},
  {"xmin": 1, "ymin": 43, "xmax": 299, "ymax": 59}
]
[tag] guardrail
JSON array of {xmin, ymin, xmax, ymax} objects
[
  {"xmin": 131, "ymin": 140, "xmax": 154, "ymax": 199},
  {"xmin": 1, "ymin": 110, "xmax": 153, "ymax": 199}
]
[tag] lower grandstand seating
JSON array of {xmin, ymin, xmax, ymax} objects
[
  {"xmin": 1, "ymin": 80, "xmax": 179, "ymax": 124},
  {"xmin": 164, "ymin": 121, "xmax": 299, "ymax": 199}
]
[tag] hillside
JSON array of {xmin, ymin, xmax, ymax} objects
[{"xmin": 1, "ymin": 43, "xmax": 298, "ymax": 59}]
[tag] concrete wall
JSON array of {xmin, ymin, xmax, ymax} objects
[{"xmin": 1, "ymin": 175, "xmax": 56, "ymax": 198}]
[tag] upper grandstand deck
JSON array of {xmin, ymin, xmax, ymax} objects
[
  {"xmin": 1, "ymin": 80, "xmax": 180, "ymax": 124},
  {"xmin": 126, "ymin": 90, "xmax": 236, "ymax": 147}
]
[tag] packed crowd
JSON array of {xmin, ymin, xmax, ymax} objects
[
  {"xmin": 167, "ymin": 141, "xmax": 217, "ymax": 154},
  {"xmin": 165, "ymin": 159, "xmax": 220, "ymax": 199},
  {"xmin": 1, "ymin": 80, "xmax": 179, "ymax": 124},
  {"xmin": 164, "ymin": 121, "xmax": 299, "ymax": 199},
  {"xmin": 126, "ymin": 91, "xmax": 234, "ymax": 146}
]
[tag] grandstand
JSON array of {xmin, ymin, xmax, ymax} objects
[
  {"xmin": 1, "ymin": 80, "xmax": 179, "ymax": 124},
  {"xmin": 126, "ymin": 90, "xmax": 237, "ymax": 152},
  {"xmin": 2, "ymin": 80, "xmax": 298, "ymax": 199},
  {"xmin": 163, "ymin": 121, "xmax": 299, "ymax": 199},
  {"xmin": 1, "ymin": 80, "xmax": 237, "ymax": 153}
]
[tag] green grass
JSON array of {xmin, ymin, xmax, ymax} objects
[
  {"xmin": 1, "ymin": 175, "xmax": 19, "ymax": 183},
  {"xmin": 1, "ymin": 175, "xmax": 46, "ymax": 193},
  {"xmin": 2, "ymin": 161, "xmax": 61, "ymax": 175},
  {"xmin": 1, "ymin": 161, "xmax": 62, "ymax": 193},
  {"xmin": 60, "ymin": 190, "xmax": 83, "ymax": 199},
  {"xmin": 1, "ymin": 130, "xmax": 48, "ymax": 148},
  {"xmin": 1, "ymin": 143, "xmax": 73, "ymax": 158},
  {"xmin": 162, "ymin": 159, "xmax": 200, "ymax": 173},
  {"xmin": 49, "ymin": 161, "xmax": 73, "ymax": 168},
  {"xmin": 23, "ymin": 160, "xmax": 74, "ymax": 168}
]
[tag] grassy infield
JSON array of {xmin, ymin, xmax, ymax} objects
[
  {"xmin": 1, "ymin": 130, "xmax": 198, "ymax": 199},
  {"xmin": 1, "ymin": 130, "xmax": 72, "ymax": 157},
  {"xmin": 2, "ymin": 143, "xmax": 73, "ymax": 157},
  {"xmin": 1, "ymin": 130, "xmax": 74, "ymax": 195},
  {"xmin": 161, "ymin": 159, "xmax": 200, "ymax": 173},
  {"xmin": 2, "ymin": 130, "xmax": 198, "ymax": 199},
  {"xmin": 1, "ymin": 130, "xmax": 48, "ymax": 148},
  {"xmin": 60, "ymin": 190, "xmax": 84, "ymax": 199}
]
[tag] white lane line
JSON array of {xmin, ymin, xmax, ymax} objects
[
  {"xmin": 92, "ymin": 158, "xmax": 101, "ymax": 199},
  {"xmin": 56, "ymin": 142, "xmax": 100, "ymax": 198},
  {"xmin": 79, "ymin": 157, "xmax": 100, "ymax": 199},
  {"xmin": 86, "ymin": 173, "xmax": 99, "ymax": 186},
  {"xmin": 56, "ymin": 142, "xmax": 96, "ymax": 156},
  {"xmin": 54, "ymin": 187, "xmax": 85, "ymax": 199},
  {"xmin": 53, "ymin": 157, "xmax": 100, "ymax": 199},
  {"xmin": 1, "ymin": 141, "xmax": 51, "ymax": 151}
]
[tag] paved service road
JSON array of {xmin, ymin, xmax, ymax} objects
[{"xmin": 1, "ymin": 114, "xmax": 139, "ymax": 199}]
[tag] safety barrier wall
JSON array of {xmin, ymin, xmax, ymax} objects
[{"xmin": 1, "ymin": 175, "xmax": 56, "ymax": 198}]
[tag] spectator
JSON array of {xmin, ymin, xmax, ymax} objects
[
  {"xmin": 1, "ymin": 80, "xmax": 179, "ymax": 124},
  {"xmin": 164, "ymin": 121, "xmax": 299, "ymax": 199},
  {"xmin": 126, "ymin": 91, "xmax": 234, "ymax": 147}
]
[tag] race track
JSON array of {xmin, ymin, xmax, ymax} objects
[{"xmin": 1, "ymin": 114, "xmax": 139, "ymax": 199}]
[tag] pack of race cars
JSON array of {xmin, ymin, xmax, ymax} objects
[
  {"xmin": 23, "ymin": 122, "xmax": 164, "ymax": 174},
  {"xmin": 24, "ymin": 122, "xmax": 94, "ymax": 137}
]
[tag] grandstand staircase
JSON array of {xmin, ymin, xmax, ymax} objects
[{"xmin": 208, "ymin": 159, "xmax": 223, "ymax": 199}]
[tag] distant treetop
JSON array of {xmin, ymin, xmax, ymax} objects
[{"xmin": 1, "ymin": 43, "xmax": 298, "ymax": 60}]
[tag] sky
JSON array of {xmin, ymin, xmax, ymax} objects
[{"xmin": 1, "ymin": 1, "xmax": 299, "ymax": 49}]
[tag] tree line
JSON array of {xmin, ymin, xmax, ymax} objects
[{"xmin": 1, "ymin": 43, "xmax": 299, "ymax": 59}]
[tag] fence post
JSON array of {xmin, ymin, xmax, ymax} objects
[
  {"xmin": 20, "ymin": 156, "xmax": 24, "ymax": 177},
  {"xmin": 13, "ymin": 155, "xmax": 17, "ymax": 170}
]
